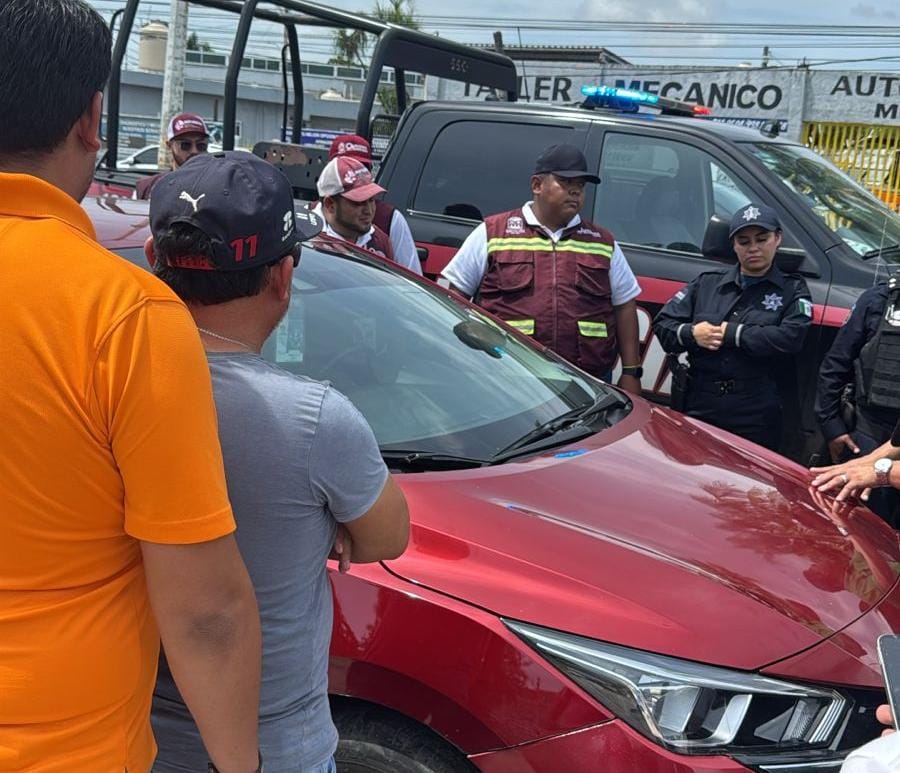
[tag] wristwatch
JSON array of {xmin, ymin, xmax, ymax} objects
[
  {"xmin": 874, "ymin": 457, "xmax": 894, "ymax": 487},
  {"xmin": 621, "ymin": 365, "xmax": 644, "ymax": 378}
]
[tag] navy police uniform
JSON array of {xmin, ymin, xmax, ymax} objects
[
  {"xmin": 654, "ymin": 265, "xmax": 811, "ymax": 449},
  {"xmin": 815, "ymin": 282, "xmax": 899, "ymax": 522}
]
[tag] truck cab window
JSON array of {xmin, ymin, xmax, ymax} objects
[
  {"xmin": 413, "ymin": 121, "xmax": 577, "ymax": 220},
  {"xmin": 597, "ymin": 133, "xmax": 756, "ymax": 254}
]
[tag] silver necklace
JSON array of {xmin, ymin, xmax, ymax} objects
[{"xmin": 197, "ymin": 326, "xmax": 256, "ymax": 351}]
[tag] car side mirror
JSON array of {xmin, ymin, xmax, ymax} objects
[
  {"xmin": 774, "ymin": 247, "xmax": 820, "ymax": 278},
  {"xmin": 701, "ymin": 215, "xmax": 736, "ymax": 263}
]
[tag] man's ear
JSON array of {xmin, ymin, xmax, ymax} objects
[
  {"xmin": 75, "ymin": 92, "xmax": 103, "ymax": 154},
  {"xmin": 273, "ymin": 255, "xmax": 293, "ymax": 301},
  {"xmin": 530, "ymin": 174, "xmax": 544, "ymax": 196},
  {"xmin": 144, "ymin": 235, "xmax": 157, "ymax": 269}
]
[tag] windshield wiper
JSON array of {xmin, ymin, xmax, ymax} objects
[
  {"xmin": 380, "ymin": 450, "xmax": 489, "ymax": 471},
  {"xmin": 862, "ymin": 243, "xmax": 900, "ymax": 260},
  {"xmin": 491, "ymin": 391, "xmax": 627, "ymax": 461}
]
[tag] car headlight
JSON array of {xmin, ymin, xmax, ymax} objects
[{"xmin": 506, "ymin": 620, "xmax": 848, "ymax": 756}]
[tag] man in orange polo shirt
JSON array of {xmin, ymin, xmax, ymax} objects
[{"xmin": 0, "ymin": 2, "xmax": 262, "ymax": 771}]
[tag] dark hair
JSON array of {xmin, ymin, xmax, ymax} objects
[
  {"xmin": 152, "ymin": 223, "xmax": 275, "ymax": 306},
  {"xmin": 0, "ymin": 0, "xmax": 111, "ymax": 160}
]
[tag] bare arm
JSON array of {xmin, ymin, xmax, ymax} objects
[
  {"xmin": 614, "ymin": 299, "xmax": 642, "ymax": 393},
  {"xmin": 141, "ymin": 535, "xmax": 261, "ymax": 773},
  {"xmin": 614, "ymin": 299, "xmax": 640, "ymax": 365},
  {"xmin": 448, "ymin": 283, "xmax": 473, "ymax": 301},
  {"xmin": 343, "ymin": 475, "xmax": 410, "ymax": 563}
]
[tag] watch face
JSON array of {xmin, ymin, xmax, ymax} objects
[{"xmin": 875, "ymin": 458, "xmax": 893, "ymax": 473}]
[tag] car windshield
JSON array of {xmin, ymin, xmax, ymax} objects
[
  {"xmin": 260, "ymin": 242, "xmax": 617, "ymax": 461},
  {"xmin": 743, "ymin": 142, "xmax": 900, "ymax": 261}
]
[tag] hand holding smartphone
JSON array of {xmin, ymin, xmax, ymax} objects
[{"xmin": 876, "ymin": 634, "xmax": 900, "ymax": 731}]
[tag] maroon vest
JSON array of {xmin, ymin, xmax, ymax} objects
[
  {"xmin": 321, "ymin": 225, "xmax": 394, "ymax": 263},
  {"xmin": 476, "ymin": 208, "xmax": 618, "ymax": 377},
  {"xmin": 373, "ymin": 200, "xmax": 395, "ymax": 237},
  {"xmin": 135, "ymin": 171, "xmax": 167, "ymax": 200},
  {"xmin": 363, "ymin": 225, "xmax": 394, "ymax": 262}
]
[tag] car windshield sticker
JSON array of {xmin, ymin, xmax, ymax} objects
[{"xmin": 275, "ymin": 308, "xmax": 304, "ymax": 364}]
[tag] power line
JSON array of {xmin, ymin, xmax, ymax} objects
[{"xmin": 87, "ymin": 2, "xmax": 900, "ymax": 71}]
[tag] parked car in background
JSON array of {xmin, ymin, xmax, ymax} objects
[{"xmin": 116, "ymin": 142, "xmax": 226, "ymax": 171}]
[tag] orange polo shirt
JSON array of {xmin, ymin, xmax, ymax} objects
[{"xmin": 0, "ymin": 174, "xmax": 236, "ymax": 772}]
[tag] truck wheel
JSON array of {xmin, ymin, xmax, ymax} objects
[{"xmin": 334, "ymin": 703, "xmax": 476, "ymax": 773}]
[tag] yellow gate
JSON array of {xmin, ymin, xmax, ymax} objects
[{"xmin": 802, "ymin": 122, "xmax": 900, "ymax": 211}]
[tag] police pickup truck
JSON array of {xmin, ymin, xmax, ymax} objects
[
  {"xmin": 96, "ymin": 0, "xmax": 899, "ymax": 464},
  {"xmin": 372, "ymin": 86, "xmax": 900, "ymax": 463}
]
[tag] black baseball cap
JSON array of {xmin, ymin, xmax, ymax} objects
[
  {"xmin": 149, "ymin": 151, "xmax": 322, "ymax": 271},
  {"xmin": 729, "ymin": 203, "xmax": 781, "ymax": 238},
  {"xmin": 533, "ymin": 144, "xmax": 601, "ymax": 184}
]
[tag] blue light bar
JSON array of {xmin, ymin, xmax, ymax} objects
[{"xmin": 581, "ymin": 84, "xmax": 660, "ymax": 105}]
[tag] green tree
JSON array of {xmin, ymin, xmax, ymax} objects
[
  {"xmin": 186, "ymin": 32, "xmax": 212, "ymax": 52},
  {"xmin": 330, "ymin": 0, "xmax": 418, "ymax": 113}
]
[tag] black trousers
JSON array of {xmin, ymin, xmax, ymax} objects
[{"xmin": 686, "ymin": 382, "xmax": 782, "ymax": 452}]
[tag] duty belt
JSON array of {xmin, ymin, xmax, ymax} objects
[{"xmin": 692, "ymin": 377, "xmax": 769, "ymax": 396}]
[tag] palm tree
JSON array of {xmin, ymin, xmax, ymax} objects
[{"xmin": 330, "ymin": 0, "xmax": 419, "ymax": 113}]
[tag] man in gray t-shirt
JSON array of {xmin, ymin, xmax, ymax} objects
[{"xmin": 144, "ymin": 152, "xmax": 410, "ymax": 772}]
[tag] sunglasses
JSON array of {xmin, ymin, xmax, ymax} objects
[{"xmin": 176, "ymin": 139, "xmax": 209, "ymax": 152}]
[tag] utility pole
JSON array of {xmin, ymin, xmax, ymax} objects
[
  {"xmin": 762, "ymin": 45, "xmax": 770, "ymax": 68},
  {"xmin": 157, "ymin": 0, "xmax": 190, "ymax": 168}
]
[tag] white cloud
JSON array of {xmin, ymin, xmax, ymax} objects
[
  {"xmin": 573, "ymin": 0, "xmax": 720, "ymax": 22},
  {"xmin": 850, "ymin": 2, "xmax": 898, "ymax": 19}
]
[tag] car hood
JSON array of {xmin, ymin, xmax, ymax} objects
[
  {"xmin": 387, "ymin": 399, "xmax": 900, "ymax": 670},
  {"xmin": 82, "ymin": 194, "xmax": 150, "ymax": 250}
]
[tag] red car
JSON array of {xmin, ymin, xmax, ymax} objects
[{"xmin": 89, "ymin": 193, "xmax": 897, "ymax": 773}]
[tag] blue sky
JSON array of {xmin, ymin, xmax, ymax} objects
[{"xmin": 90, "ymin": 0, "xmax": 900, "ymax": 70}]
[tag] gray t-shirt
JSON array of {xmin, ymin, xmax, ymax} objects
[{"xmin": 151, "ymin": 352, "xmax": 388, "ymax": 772}]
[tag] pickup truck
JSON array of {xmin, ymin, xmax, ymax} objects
[
  {"xmin": 373, "ymin": 92, "xmax": 900, "ymax": 463},
  {"xmin": 97, "ymin": 2, "xmax": 900, "ymax": 464}
]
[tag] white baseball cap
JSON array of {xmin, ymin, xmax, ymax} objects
[{"xmin": 317, "ymin": 156, "xmax": 386, "ymax": 203}]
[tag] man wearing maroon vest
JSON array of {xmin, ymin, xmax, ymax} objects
[
  {"xmin": 328, "ymin": 134, "xmax": 422, "ymax": 275},
  {"xmin": 314, "ymin": 156, "xmax": 395, "ymax": 262},
  {"xmin": 442, "ymin": 144, "xmax": 643, "ymax": 393}
]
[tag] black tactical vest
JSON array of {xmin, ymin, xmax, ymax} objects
[{"xmin": 857, "ymin": 279, "xmax": 900, "ymax": 414}]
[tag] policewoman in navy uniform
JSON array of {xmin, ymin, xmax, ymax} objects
[
  {"xmin": 814, "ymin": 277, "xmax": 899, "ymax": 522},
  {"xmin": 653, "ymin": 204, "xmax": 813, "ymax": 451}
]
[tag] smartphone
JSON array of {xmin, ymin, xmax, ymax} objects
[{"xmin": 877, "ymin": 634, "xmax": 900, "ymax": 730}]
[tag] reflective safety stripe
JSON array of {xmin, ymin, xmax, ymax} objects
[
  {"xmin": 506, "ymin": 319, "xmax": 535, "ymax": 335},
  {"xmin": 487, "ymin": 238, "xmax": 614, "ymax": 257},
  {"xmin": 577, "ymin": 320, "xmax": 608, "ymax": 337}
]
